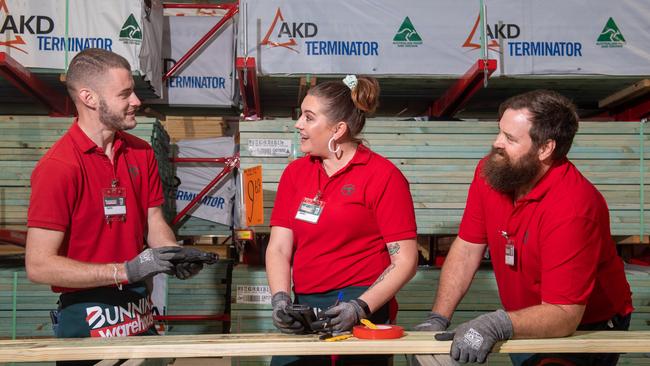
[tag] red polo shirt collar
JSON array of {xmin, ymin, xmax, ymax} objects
[
  {"xmin": 68, "ymin": 119, "xmax": 125, "ymax": 155},
  {"xmin": 517, "ymin": 158, "xmax": 569, "ymax": 203},
  {"xmin": 309, "ymin": 143, "xmax": 372, "ymax": 174}
]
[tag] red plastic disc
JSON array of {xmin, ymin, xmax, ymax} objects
[{"xmin": 352, "ymin": 324, "xmax": 404, "ymax": 339}]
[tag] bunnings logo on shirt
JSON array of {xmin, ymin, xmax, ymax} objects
[
  {"xmin": 119, "ymin": 14, "xmax": 142, "ymax": 45},
  {"xmin": 393, "ymin": 17, "xmax": 422, "ymax": 47},
  {"xmin": 596, "ymin": 17, "xmax": 625, "ymax": 48}
]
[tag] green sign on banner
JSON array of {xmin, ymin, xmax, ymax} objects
[{"xmin": 119, "ymin": 13, "xmax": 142, "ymax": 45}]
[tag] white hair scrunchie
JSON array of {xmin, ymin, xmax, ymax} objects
[{"xmin": 342, "ymin": 74, "xmax": 358, "ymax": 90}]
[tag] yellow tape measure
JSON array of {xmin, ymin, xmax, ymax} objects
[
  {"xmin": 324, "ymin": 334, "xmax": 354, "ymax": 342},
  {"xmin": 360, "ymin": 319, "xmax": 378, "ymax": 329}
]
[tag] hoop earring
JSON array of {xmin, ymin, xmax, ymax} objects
[{"xmin": 328, "ymin": 136, "xmax": 341, "ymax": 153}]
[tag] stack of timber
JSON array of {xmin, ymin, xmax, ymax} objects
[
  {"xmin": 230, "ymin": 265, "xmax": 275, "ymax": 366},
  {"xmin": 165, "ymin": 259, "xmax": 233, "ymax": 335},
  {"xmin": 0, "ymin": 258, "xmax": 234, "ymax": 339},
  {"xmin": 0, "ymin": 116, "xmax": 215, "ymax": 238},
  {"xmin": 160, "ymin": 116, "xmax": 234, "ymax": 237},
  {"xmin": 160, "ymin": 116, "xmax": 227, "ymax": 142},
  {"xmin": 0, "ymin": 257, "xmax": 57, "ymax": 339},
  {"xmin": 239, "ymin": 119, "xmax": 650, "ymax": 237},
  {"xmin": 174, "ymin": 217, "xmax": 233, "ymax": 238},
  {"xmin": 396, "ymin": 266, "xmax": 650, "ymax": 331}
]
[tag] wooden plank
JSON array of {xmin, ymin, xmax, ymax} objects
[
  {"xmin": 599, "ymin": 79, "xmax": 650, "ymax": 108},
  {"xmin": 0, "ymin": 244, "xmax": 24, "ymax": 255},
  {"xmin": 161, "ymin": 116, "xmax": 226, "ymax": 142},
  {"xmin": 615, "ymin": 235, "xmax": 650, "ymax": 245},
  {"xmin": 0, "ymin": 332, "xmax": 649, "ymax": 362},
  {"xmin": 239, "ymin": 120, "xmax": 650, "ymax": 135}
]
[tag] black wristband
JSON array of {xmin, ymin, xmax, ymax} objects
[{"xmin": 354, "ymin": 298, "xmax": 371, "ymax": 316}]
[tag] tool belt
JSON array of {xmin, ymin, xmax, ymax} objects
[{"xmin": 53, "ymin": 283, "xmax": 156, "ymax": 338}]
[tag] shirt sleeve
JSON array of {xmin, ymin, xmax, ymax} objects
[
  {"xmin": 540, "ymin": 216, "xmax": 600, "ymax": 305},
  {"xmin": 146, "ymin": 148, "xmax": 164, "ymax": 208},
  {"xmin": 270, "ymin": 163, "xmax": 296, "ymax": 229},
  {"xmin": 458, "ymin": 161, "xmax": 488, "ymax": 244},
  {"xmin": 372, "ymin": 167, "xmax": 417, "ymax": 243},
  {"xmin": 27, "ymin": 158, "xmax": 78, "ymax": 232}
]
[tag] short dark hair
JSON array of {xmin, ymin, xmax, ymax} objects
[
  {"xmin": 66, "ymin": 48, "xmax": 131, "ymax": 98},
  {"xmin": 498, "ymin": 90, "xmax": 579, "ymax": 161},
  {"xmin": 307, "ymin": 76, "xmax": 380, "ymax": 144}
]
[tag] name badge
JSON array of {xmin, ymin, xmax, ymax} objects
[
  {"xmin": 501, "ymin": 230, "xmax": 515, "ymax": 266},
  {"xmin": 505, "ymin": 243, "xmax": 515, "ymax": 266},
  {"xmin": 295, "ymin": 197, "xmax": 325, "ymax": 224},
  {"xmin": 103, "ymin": 187, "xmax": 126, "ymax": 222}
]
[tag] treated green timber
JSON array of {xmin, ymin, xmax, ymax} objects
[{"xmin": 241, "ymin": 119, "xmax": 650, "ymax": 236}]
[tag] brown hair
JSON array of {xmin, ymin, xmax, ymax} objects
[
  {"xmin": 498, "ymin": 89, "xmax": 579, "ymax": 161},
  {"xmin": 66, "ymin": 48, "xmax": 132, "ymax": 98},
  {"xmin": 308, "ymin": 76, "xmax": 380, "ymax": 144}
]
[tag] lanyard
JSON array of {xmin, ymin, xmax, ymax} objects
[
  {"xmin": 315, "ymin": 168, "xmax": 323, "ymax": 201},
  {"xmin": 500, "ymin": 198, "xmax": 539, "ymax": 267}
]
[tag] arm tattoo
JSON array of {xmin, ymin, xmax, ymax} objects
[
  {"xmin": 369, "ymin": 263, "xmax": 396, "ymax": 289},
  {"xmin": 387, "ymin": 242, "xmax": 400, "ymax": 256}
]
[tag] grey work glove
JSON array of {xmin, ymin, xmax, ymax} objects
[
  {"xmin": 414, "ymin": 311, "xmax": 451, "ymax": 331},
  {"xmin": 322, "ymin": 298, "xmax": 369, "ymax": 333},
  {"xmin": 125, "ymin": 246, "xmax": 182, "ymax": 283},
  {"xmin": 435, "ymin": 309, "xmax": 513, "ymax": 364},
  {"xmin": 271, "ymin": 291, "xmax": 304, "ymax": 334}
]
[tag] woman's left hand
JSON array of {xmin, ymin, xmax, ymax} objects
[{"xmin": 323, "ymin": 299, "xmax": 369, "ymax": 332}]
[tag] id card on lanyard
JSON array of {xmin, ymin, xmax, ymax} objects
[
  {"xmin": 103, "ymin": 178, "xmax": 126, "ymax": 223},
  {"xmin": 296, "ymin": 170, "xmax": 328, "ymax": 224},
  {"xmin": 295, "ymin": 195, "xmax": 325, "ymax": 224},
  {"xmin": 501, "ymin": 230, "xmax": 515, "ymax": 266}
]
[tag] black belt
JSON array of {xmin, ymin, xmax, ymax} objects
[
  {"xmin": 577, "ymin": 312, "xmax": 631, "ymax": 331},
  {"xmin": 59, "ymin": 283, "xmax": 147, "ymax": 309}
]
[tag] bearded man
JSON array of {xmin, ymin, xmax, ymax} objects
[{"xmin": 413, "ymin": 90, "xmax": 633, "ymax": 366}]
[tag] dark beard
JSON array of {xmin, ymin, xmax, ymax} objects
[
  {"xmin": 98, "ymin": 98, "xmax": 133, "ymax": 131},
  {"xmin": 481, "ymin": 146, "xmax": 541, "ymax": 194}
]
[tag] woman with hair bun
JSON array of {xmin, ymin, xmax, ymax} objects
[{"xmin": 266, "ymin": 75, "xmax": 418, "ymax": 365}]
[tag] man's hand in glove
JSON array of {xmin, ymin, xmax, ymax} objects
[
  {"xmin": 125, "ymin": 246, "xmax": 182, "ymax": 283},
  {"xmin": 322, "ymin": 298, "xmax": 369, "ymax": 333},
  {"xmin": 414, "ymin": 311, "xmax": 451, "ymax": 331},
  {"xmin": 170, "ymin": 247, "xmax": 217, "ymax": 280},
  {"xmin": 174, "ymin": 262, "xmax": 203, "ymax": 280},
  {"xmin": 170, "ymin": 246, "xmax": 218, "ymax": 265},
  {"xmin": 434, "ymin": 309, "xmax": 513, "ymax": 364},
  {"xmin": 271, "ymin": 291, "xmax": 304, "ymax": 334}
]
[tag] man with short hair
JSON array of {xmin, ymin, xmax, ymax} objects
[
  {"xmin": 415, "ymin": 90, "xmax": 633, "ymax": 366},
  {"xmin": 25, "ymin": 48, "xmax": 207, "ymax": 344}
]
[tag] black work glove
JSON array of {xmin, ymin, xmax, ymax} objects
[
  {"xmin": 169, "ymin": 246, "xmax": 217, "ymax": 280},
  {"xmin": 271, "ymin": 291, "xmax": 304, "ymax": 334},
  {"xmin": 125, "ymin": 246, "xmax": 182, "ymax": 283},
  {"xmin": 435, "ymin": 309, "xmax": 513, "ymax": 364},
  {"xmin": 414, "ymin": 311, "xmax": 451, "ymax": 331},
  {"xmin": 174, "ymin": 262, "xmax": 204, "ymax": 280},
  {"xmin": 322, "ymin": 298, "xmax": 369, "ymax": 333},
  {"xmin": 170, "ymin": 246, "xmax": 219, "ymax": 265}
]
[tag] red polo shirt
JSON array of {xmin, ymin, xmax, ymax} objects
[
  {"xmin": 28, "ymin": 121, "xmax": 164, "ymax": 293},
  {"xmin": 271, "ymin": 144, "xmax": 417, "ymax": 294},
  {"xmin": 459, "ymin": 157, "xmax": 633, "ymax": 324}
]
